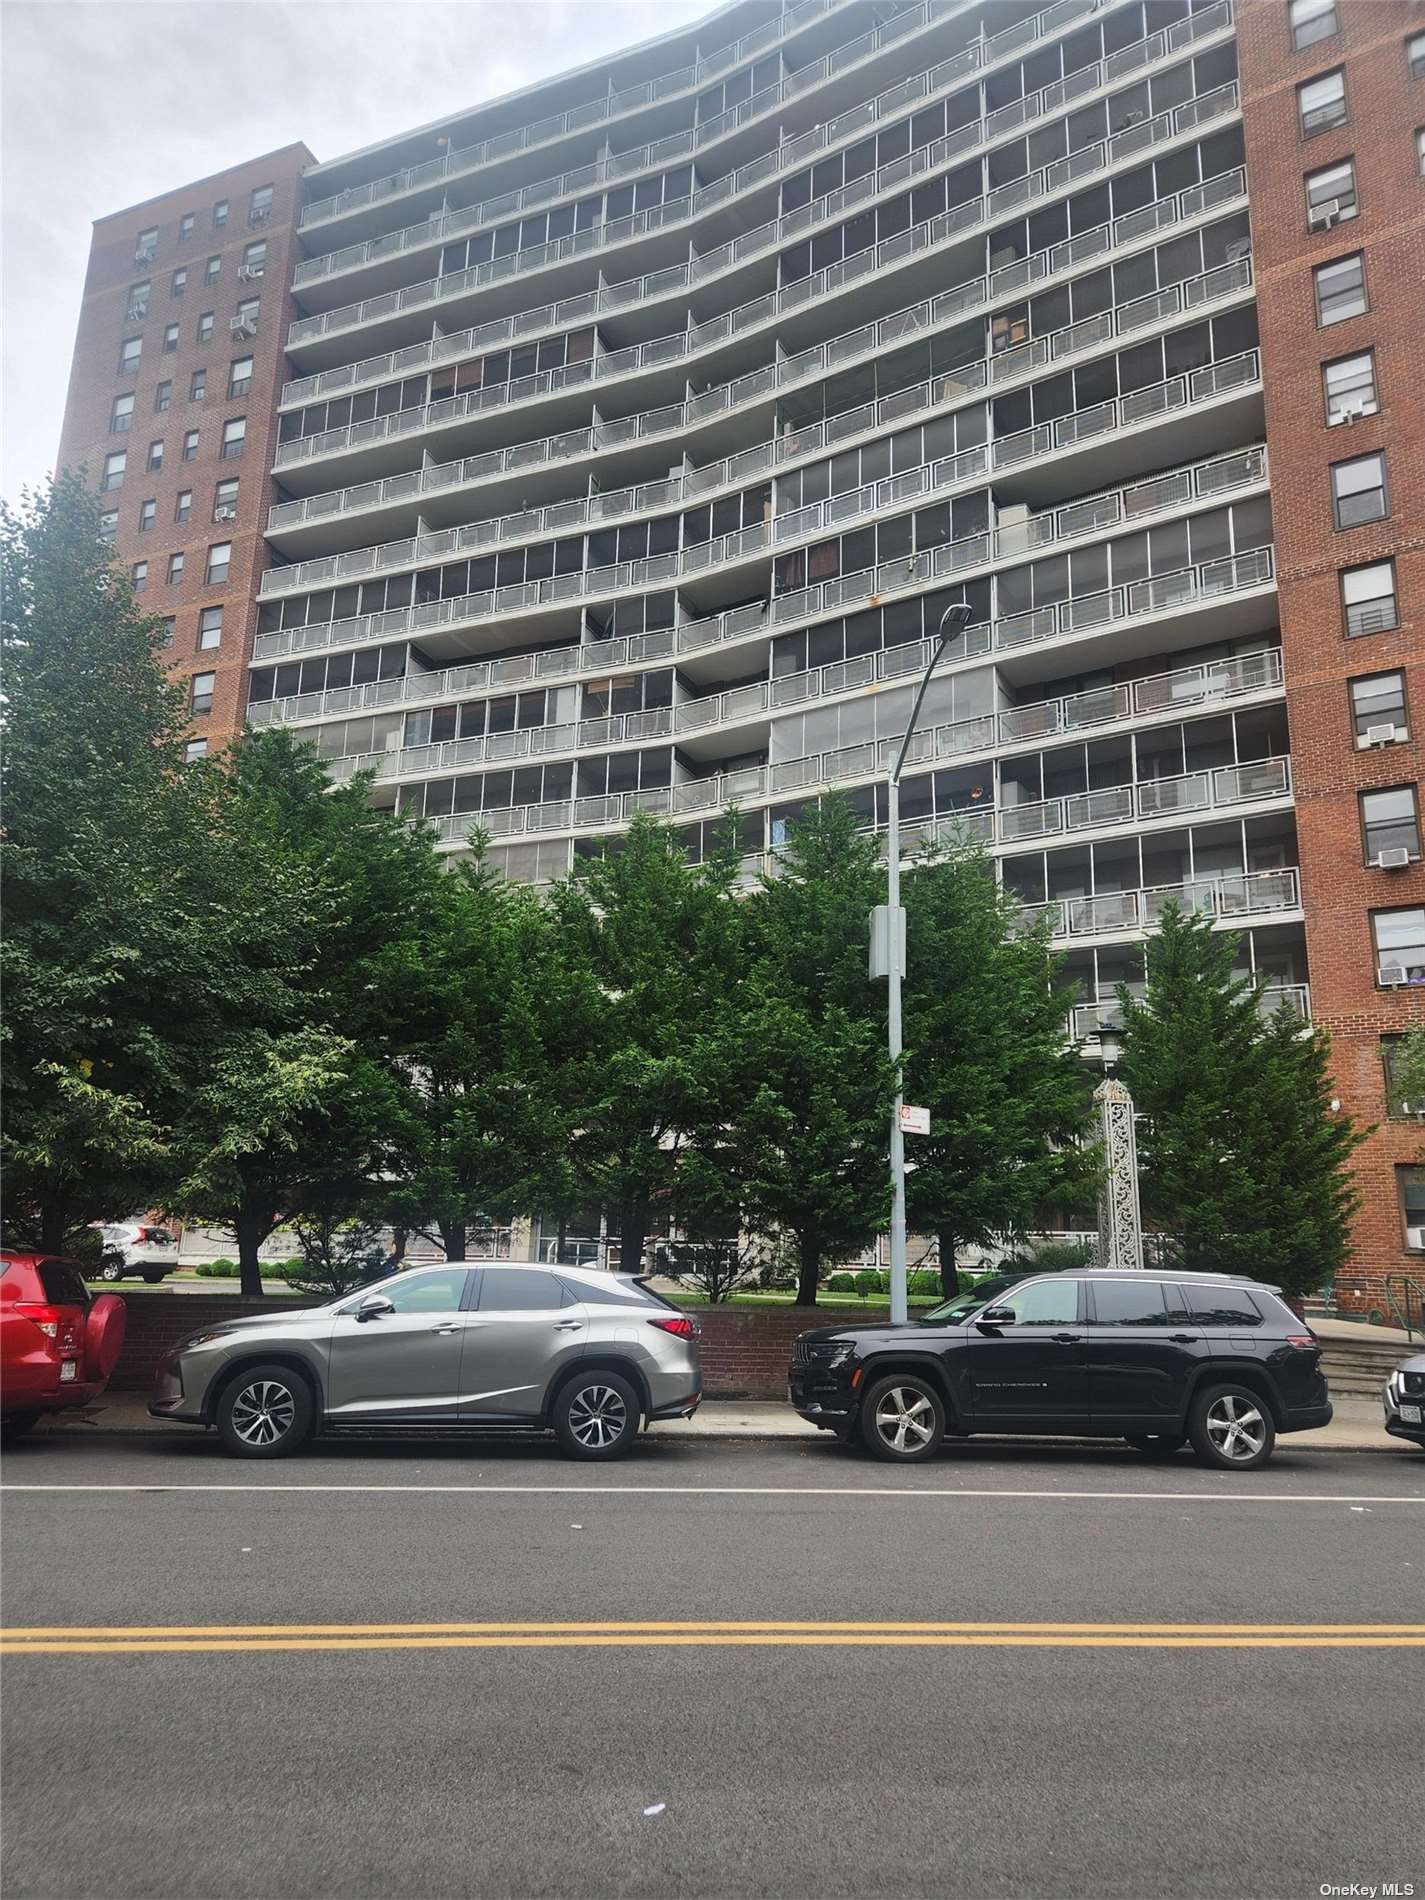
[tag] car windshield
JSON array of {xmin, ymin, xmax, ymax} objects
[{"xmin": 916, "ymin": 1275, "xmax": 1021, "ymax": 1324}]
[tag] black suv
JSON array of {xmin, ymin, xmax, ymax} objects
[{"xmin": 789, "ymin": 1269, "xmax": 1331, "ymax": 1470}]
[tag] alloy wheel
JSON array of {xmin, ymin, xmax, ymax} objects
[
  {"xmin": 1204, "ymin": 1392, "xmax": 1267, "ymax": 1463},
  {"xmin": 230, "ymin": 1379, "xmax": 296, "ymax": 1448},
  {"xmin": 873, "ymin": 1385, "xmax": 937, "ymax": 1455},
  {"xmin": 566, "ymin": 1383, "xmax": 628, "ymax": 1451}
]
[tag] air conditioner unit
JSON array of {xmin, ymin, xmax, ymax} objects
[
  {"xmin": 996, "ymin": 502, "xmax": 1033, "ymax": 554},
  {"xmin": 192, "ymin": 389, "xmax": 206, "ymax": 400},
  {"xmin": 1361, "ymin": 722, "xmax": 1402, "ymax": 748},
  {"xmin": 237, "ymin": 264, "xmax": 261, "ymax": 282},
  {"xmin": 1332, "ymin": 398, "xmax": 1375, "ymax": 425},
  {"xmin": 1381, "ymin": 965, "xmax": 1408, "ymax": 986},
  {"xmin": 214, "ymin": 504, "xmax": 238, "ymax": 522},
  {"xmin": 1307, "ymin": 201, "xmax": 1340, "ymax": 231},
  {"xmin": 1374, "ymin": 847, "xmax": 1412, "ymax": 870},
  {"xmin": 1408, "ymin": 1224, "xmax": 1425, "ymax": 1250},
  {"xmin": 134, "ymin": 247, "xmax": 156, "ymax": 265},
  {"xmin": 249, "ymin": 207, "xmax": 272, "ymax": 225},
  {"xmin": 230, "ymin": 317, "xmax": 256, "ymax": 338}
]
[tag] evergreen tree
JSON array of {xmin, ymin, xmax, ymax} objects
[
  {"xmin": 1118, "ymin": 904, "xmax": 1365, "ymax": 1297},
  {"xmin": 902, "ymin": 843, "xmax": 1098, "ymax": 1297}
]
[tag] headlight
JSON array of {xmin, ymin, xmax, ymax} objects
[
  {"xmin": 179, "ymin": 1331, "xmax": 229, "ymax": 1351},
  {"xmin": 818, "ymin": 1344, "xmax": 856, "ymax": 1370}
]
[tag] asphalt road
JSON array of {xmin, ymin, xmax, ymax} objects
[{"xmin": 3, "ymin": 1432, "xmax": 1423, "ymax": 1900}]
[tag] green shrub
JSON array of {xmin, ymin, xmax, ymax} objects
[
  {"xmin": 853, "ymin": 1268, "xmax": 882, "ymax": 1298},
  {"xmin": 193, "ymin": 1259, "xmax": 238, "ymax": 1278},
  {"xmin": 907, "ymin": 1270, "xmax": 941, "ymax": 1297},
  {"xmin": 825, "ymin": 1271, "xmax": 856, "ymax": 1292}
]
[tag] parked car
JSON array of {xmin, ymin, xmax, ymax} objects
[
  {"xmin": 94, "ymin": 1221, "xmax": 178, "ymax": 1283},
  {"xmin": 789, "ymin": 1267, "xmax": 1331, "ymax": 1470},
  {"xmin": 1383, "ymin": 1353, "xmax": 1425, "ymax": 1449},
  {"xmin": 1, "ymin": 1252, "xmax": 127, "ymax": 1442},
  {"xmin": 150, "ymin": 1261, "xmax": 701, "ymax": 1459}
]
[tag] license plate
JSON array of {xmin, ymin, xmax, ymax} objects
[
  {"xmin": 1401, "ymin": 1403, "xmax": 1422, "ymax": 1424},
  {"xmin": 59, "ymin": 1361, "xmax": 78, "ymax": 1383}
]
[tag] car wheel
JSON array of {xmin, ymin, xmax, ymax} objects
[
  {"xmin": 98, "ymin": 1258, "xmax": 125, "ymax": 1283},
  {"xmin": 1, "ymin": 1412, "xmax": 41, "ymax": 1445},
  {"xmin": 215, "ymin": 1364, "xmax": 315, "ymax": 1458},
  {"xmin": 1124, "ymin": 1432, "xmax": 1186, "ymax": 1457},
  {"xmin": 1188, "ymin": 1384, "xmax": 1275, "ymax": 1471},
  {"xmin": 860, "ymin": 1374, "xmax": 945, "ymax": 1462},
  {"xmin": 553, "ymin": 1371, "xmax": 640, "ymax": 1460},
  {"xmin": 141, "ymin": 1271, "xmax": 166, "ymax": 1284}
]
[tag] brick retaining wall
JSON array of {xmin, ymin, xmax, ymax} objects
[{"xmin": 109, "ymin": 1294, "xmax": 838, "ymax": 1398}]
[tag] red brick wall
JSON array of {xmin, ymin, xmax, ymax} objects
[
  {"xmin": 1237, "ymin": 0, "xmax": 1425, "ymax": 1310},
  {"xmin": 109, "ymin": 1294, "xmax": 860, "ymax": 1398},
  {"xmin": 57, "ymin": 145, "xmax": 313, "ymax": 752}
]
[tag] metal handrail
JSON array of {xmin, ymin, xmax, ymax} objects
[{"xmin": 1385, "ymin": 1273, "xmax": 1425, "ymax": 1341}]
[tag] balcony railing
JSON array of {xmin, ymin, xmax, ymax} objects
[
  {"xmin": 1024, "ymin": 864, "xmax": 1300, "ymax": 942},
  {"xmin": 1071, "ymin": 979, "xmax": 1309, "ymax": 1039},
  {"xmin": 293, "ymin": 2, "xmax": 1234, "ymax": 295},
  {"xmin": 298, "ymin": 0, "xmax": 1175, "ymax": 234},
  {"xmin": 284, "ymin": 78, "xmax": 1242, "ymax": 359}
]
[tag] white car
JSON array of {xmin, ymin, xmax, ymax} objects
[{"xmin": 95, "ymin": 1222, "xmax": 178, "ymax": 1284}]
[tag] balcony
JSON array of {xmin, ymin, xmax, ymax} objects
[
  {"xmin": 283, "ymin": 78, "xmax": 1243, "ymax": 369},
  {"xmin": 292, "ymin": 2, "xmax": 1235, "ymax": 308},
  {"xmin": 1071, "ymin": 980, "xmax": 1310, "ymax": 1040},
  {"xmin": 1025, "ymin": 864, "xmax": 1301, "ymax": 943}
]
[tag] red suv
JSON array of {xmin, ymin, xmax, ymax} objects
[{"xmin": 0, "ymin": 1252, "xmax": 127, "ymax": 1443}]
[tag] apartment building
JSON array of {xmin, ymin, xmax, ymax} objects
[{"xmin": 58, "ymin": 0, "xmax": 1424, "ymax": 1303}]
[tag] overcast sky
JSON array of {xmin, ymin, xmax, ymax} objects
[{"xmin": 0, "ymin": 0, "xmax": 715, "ymax": 502}]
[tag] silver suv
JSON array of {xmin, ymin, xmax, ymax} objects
[{"xmin": 149, "ymin": 1263, "xmax": 701, "ymax": 1460}]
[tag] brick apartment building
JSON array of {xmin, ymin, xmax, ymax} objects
[{"xmin": 56, "ymin": 0, "xmax": 1425, "ymax": 1304}]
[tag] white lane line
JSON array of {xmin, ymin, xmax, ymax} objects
[{"xmin": 3, "ymin": 1482, "xmax": 1423, "ymax": 1503}]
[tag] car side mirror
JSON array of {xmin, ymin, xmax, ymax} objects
[
  {"xmin": 976, "ymin": 1306, "xmax": 1016, "ymax": 1330},
  {"xmin": 354, "ymin": 1293, "xmax": 395, "ymax": 1323}
]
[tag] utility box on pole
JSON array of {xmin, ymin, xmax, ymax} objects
[{"xmin": 869, "ymin": 903, "xmax": 906, "ymax": 979}]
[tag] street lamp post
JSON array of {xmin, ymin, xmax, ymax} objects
[
  {"xmin": 880, "ymin": 600, "xmax": 974, "ymax": 1325},
  {"xmin": 1093, "ymin": 1024, "xmax": 1144, "ymax": 1271}
]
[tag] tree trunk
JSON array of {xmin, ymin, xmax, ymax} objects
[
  {"xmin": 235, "ymin": 1208, "xmax": 268, "ymax": 1298},
  {"xmin": 794, "ymin": 1229, "xmax": 821, "ymax": 1305},
  {"xmin": 390, "ymin": 1226, "xmax": 408, "ymax": 1266},
  {"xmin": 936, "ymin": 1231, "xmax": 960, "ymax": 1301},
  {"xmin": 39, "ymin": 1200, "xmax": 69, "ymax": 1257},
  {"xmin": 618, "ymin": 1193, "xmax": 649, "ymax": 1277},
  {"xmin": 440, "ymin": 1220, "xmax": 467, "ymax": 1263}
]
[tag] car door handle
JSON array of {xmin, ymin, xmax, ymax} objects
[
  {"xmin": 553, "ymin": 1320, "xmax": 584, "ymax": 1332},
  {"xmin": 1169, "ymin": 1333, "xmax": 1201, "ymax": 1344},
  {"xmin": 430, "ymin": 1323, "xmax": 462, "ymax": 1335},
  {"xmin": 1050, "ymin": 1332, "xmax": 1085, "ymax": 1344}
]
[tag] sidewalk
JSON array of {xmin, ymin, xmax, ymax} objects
[{"xmin": 29, "ymin": 1392, "xmax": 1416, "ymax": 1452}]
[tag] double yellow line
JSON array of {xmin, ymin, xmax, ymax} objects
[{"xmin": 4, "ymin": 1620, "xmax": 1424, "ymax": 1655}]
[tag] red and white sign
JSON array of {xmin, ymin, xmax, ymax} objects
[{"xmin": 899, "ymin": 1104, "xmax": 930, "ymax": 1136}]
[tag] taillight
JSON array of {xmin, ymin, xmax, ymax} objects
[
  {"xmin": 15, "ymin": 1303, "xmax": 80, "ymax": 1351},
  {"xmin": 1286, "ymin": 1334, "xmax": 1317, "ymax": 1349},
  {"xmin": 649, "ymin": 1315, "xmax": 695, "ymax": 1339}
]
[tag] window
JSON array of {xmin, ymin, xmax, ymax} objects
[
  {"xmin": 1411, "ymin": 32, "xmax": 1425, "ymax": 80},
  {"xmin": 182, "ymin": 428, "xmax": 199, "ymax": 460},
  {"xmin": 162, "ymin": 321, "xmax": 179, "ymax": 353},
  {"xmin": 212, "ymin": 199, "xmax": 228, "ymax": 229},
  {"xmin": 184, "ymin": 739, "xmax": 208, "ymax": 763},
  {"xmin": 167, "ymin": 551, "xmax": 185, "ymax": 584},
  {"xmin": 196, "ymin": 310, "xmax": 214, "ymax": 343},
  {"xmin": 1304, "ymin": 157, "xmax": 1356, "ymax": 224},
  {"xmin": 1400, "ymin": 1167, "xmax": 1425, "ymax": 1249},
  {"xmin": 198, "ymin": 605, "xmax": 224, "ymax": 649},
  {"xmin": 1417, "ymin": 126, "xmax": 1425, "ymax": 176},
  {"xmin": 190, "ymin": 368, "xmax": 207, "ymax": 401},
  {"xmin": 204, "ymin": 254, "xmax": 221, "ymax": 286},
  {"xmin": 240, "ymin": 240, "xmax": 266, "ymax": 278},
  {"xmin": 227, "ymin": 356, "xmax": 253, "ymax": 398},
  {"xmin": 1289, "ymin": 0, "xmax": 1337, "ymax": 50},
  {"xmin": 987, "ymin": 1278, "xmax": 1082, "ymax": 1326},
  {"xmin": 1362, "ymin": 786, "xmax": 1420, "ymax": 863},
  {"xmin": 220, "ymin": 417, "xmax": 246, "ymax": 460},
  {"xmin": 154, "ymin": 379, "xmax": 172, "ymax": 412},
  {"xmin": 175, "ymin": 489, "xmax": 192, "ymax": 524},
  {"xmin": 1374, "ymin": 907, "xmax": 1425, "ymax": 984},
  {"xmin": 477, "ymin": 1268, "xmax": 567, "ymax": 1312},
  {"xmin": 213, "ymin": 477, "xmax": 239, "ymax": 520},
  {"xmin": 138, "ymin": 498, "xmax": 156, "ymax": 532},
  {"xmin": 1179, "ymin": 1287, "xmax": 1264, "ymax": 1328},
  {"xmin": 234, "ymin": 296, "xmax": 260, "ymax": 331},
  {"xmin": 109, "ymin": 393, "xmax": 134, "ymax": 433},
  {"xmin": 249, "ymin": 183, "xmax": 273, "ymax": 224},
  {"xmin": 100, "ymin": 450, "xmax": 126, "ymax": 491},
  {"xmin": 190, "ymin": 671, "xmax": 216, "ymax": 716},
  {"xmin": 348, "ymin": 1267, "xmax": 470, "ymax": 1314},
  {"xmin": 1314, "ymin": 251, "xmax": 1366, "ymax": 324},
  {"xmin": 1332, "ymin": 453, "xmax": 1388, "ymax": 528},
  {"xmin": 1090, "ymin": 1280, "xmax": 1168, "ymax": 1326},
  {"xmin": 1342, "ymin": 560, "xmax": 1398, "ymax": 635},
  {"xmin": 125, "ymin": 280, "xmax": 150, "ymax": 321},
  {"xmin": 158, "ymin": 615, "xmax": 176, "ymax": 646},
  {"xmin": 1351, "ymin": 671, "xmax": 1408, "ymax": 742},
  {"xmin": 99, "ymin": 510, "xmax": 118, "ymax": 541},
  {"xmin": 142, "ymin": 438, "xmax": 163, "ymax": 474},
  {"xmin": 131, "ymin": 559, "xmax": 148, "ymax": 594},
  {"xmin": 1323, "ymin": 350, "xmax": 1376, "ymax": 424},
  {"xmin": 1298, "ymin": 68, "xmax": 1346, "ymax": 137},
  {"xmin": 119, "ymin": 337, "xmax": 142, "ymax": 375},
  {"xmin": 170, "ymin": 266, "xmax": 188, "ymax": 299},
  {"xmin": 179, "ymin": 212, "xmax": 195, "ymax": 241},
  {"xmin": 134, "ymin": 225, "xmax": 158, "ymax": 262},
  {"xmin": 205, "ymin": 541, "xmax": 231, "ymax": 584}
]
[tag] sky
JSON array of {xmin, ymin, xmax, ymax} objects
[{"xmin": 0, "ymin": 0, "xmax": 715, "ymax": 502}]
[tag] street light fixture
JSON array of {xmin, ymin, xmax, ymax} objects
[{"xmin": 877, "ymin": 599, "xmax": 974, "ymax": 1325}]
